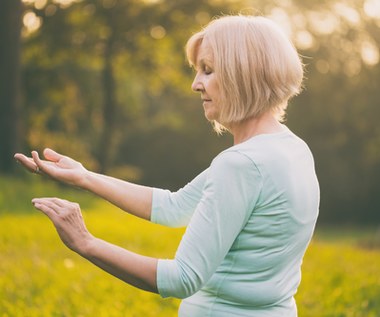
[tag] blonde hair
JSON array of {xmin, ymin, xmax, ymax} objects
[{"xmin": 186, "ymin": 15, "xmax": 304, "ymax": 133}]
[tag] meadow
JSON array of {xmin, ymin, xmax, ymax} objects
[{"xmin": 1, "ymin": 177, "xmax": 380, "ymax": 316}]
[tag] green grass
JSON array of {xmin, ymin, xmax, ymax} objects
[
  {"xmin": 0, "ymin": 201, "xmax": 183, "ymax": 317},
  {"xmin": 0, "ymin": 175, "xmax": 96, "ymax": 214},
  {"xmin": 296, "ymin": 227, "xmax": 380, "ymax": 317},
  {"xmin": 1, "ymin": 177, "xmax": 380, "ymax": 316}
]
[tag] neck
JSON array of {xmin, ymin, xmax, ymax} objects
[{"xmin": 229, "ymin": 112, "xmax": 285, "ymax": 145}]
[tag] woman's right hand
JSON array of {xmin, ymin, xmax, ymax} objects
[{"xmin": 14, "ymin": 148, "xmax": 88, "ymax": 188}]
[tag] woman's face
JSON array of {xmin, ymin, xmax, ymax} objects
[{"xmin": 191, "ymin": 40, "xmax": 220, "ymax": 122}]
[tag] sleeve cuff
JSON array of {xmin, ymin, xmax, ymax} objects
[
  {"xmin": 156, "ymin": 259, "xmax": 178, "ymax": 298},
  {"xmin": 150, "ymin": 187, "xmax": 169, "ymax": 224}
]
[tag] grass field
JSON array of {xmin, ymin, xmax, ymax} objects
[{"xmin": 1, "ymin": 177, "xmax": 380, "ymax": 316}]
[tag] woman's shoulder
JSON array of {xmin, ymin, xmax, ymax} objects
[
  {"xmin": 214, "ymin": 128, "xmax": 313, "ymax": 172},
  {"xmin": 210, "ymin": 147, "xmax": 262, "ymax": 181},
  {"xmin": 213, "ymin": 147, "xmax": 256, "ymax": 168}
]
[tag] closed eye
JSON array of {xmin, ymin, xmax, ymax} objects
[
  {"xmin": 195, "ymin": 59, "xmax": 213, "ymax": 75},
  {"xmin": 202, "ymin": 64, "xmax": 213, "ymax": 75},
  {"xmin": 204, "ymin": 66, "xmax": 213, "ymax": 75}
]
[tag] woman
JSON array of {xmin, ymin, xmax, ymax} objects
[{"xmin": 15, "ymin": 15, "xmax": 319, "ymax": 316}]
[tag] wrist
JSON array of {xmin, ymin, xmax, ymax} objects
[
  {"xmin": 76, "ymin": 233, "xmax": 97, "ymax": 257},
  {"xmin": 77, "ymin": 169, "xmax": 92, "ymax": 190}
]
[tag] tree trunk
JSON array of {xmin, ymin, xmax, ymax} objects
[
  {"xmin": 97, "ymin": 37, "xmax": 117, "ymax": 174},
  {"xmin": 0, "ymin": 0, "xmax": 23, "ymax": 174}
]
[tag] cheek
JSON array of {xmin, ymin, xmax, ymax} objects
[
  {"xmin": 207, "ymin": 76, "xmax": 219, "ymax": 94},
  {"xmin": 211, "ymin": 83, "xmax": 221, "ymax": 103}
]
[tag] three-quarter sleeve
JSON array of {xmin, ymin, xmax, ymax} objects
[
  {"xmin": 151, "ymin": 169, "xmax": 208, "ymax": 227},
  {"xmin": 156, "ymin": 150, "xmax": 263, "ymax": 298}
]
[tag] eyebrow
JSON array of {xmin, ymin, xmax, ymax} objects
[{"xmin": 195, "ymin": 56, "xmax": 213, "ymax": 70}]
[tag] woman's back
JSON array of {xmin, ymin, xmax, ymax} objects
[{"xmin": 179, "ymin": 127, "xmax": 319, "ymax": 316}]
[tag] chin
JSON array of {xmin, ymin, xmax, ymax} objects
[{"xmin": 204, "ymin": 110, "xmax": 219, "ymax": 122}]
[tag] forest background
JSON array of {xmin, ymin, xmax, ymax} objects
[
  {"xmin": 1, "ymin": 0, "xmax": 380, "ymax": 224},
  {"xmin": 1, "ymin": 0, "xmax": 380, "ymax": 316}
]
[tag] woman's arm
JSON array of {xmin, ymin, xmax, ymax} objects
[
  {"xmin": 15, "ymin": 149, "xmax": 152, "ymax": 220},
  {"xmin": 156, "ymin": 151, "xmax": 262, "ymax": 298},
  {"xmin": 81, "ymin": 171, "xmax": 153, "ymax": 221},
  {"xmin": 83, "ymin": 237, "xmax": 158, "ymax": 293},
  {"xmin": 15, "ymin": 148, "xmax": 207, "ymax": 223},
  {"xmin": 32, "ymin": 197, "xmax": 158, "ymax": 293},
  {"xmin": 151, "ymin": 169, "xmax": 208, "ymax": 227}
]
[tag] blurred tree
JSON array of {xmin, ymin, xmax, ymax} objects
[
  {"xmin": 0, "ymin": 0, "xmax": 23, "ymax": 173},
  {"xmin": 21, "ymin": 0, "xmax": 237, "ymax": 174},
  {"xmin": 15, "ymin": 0, "xmax": 380, "ymax": 222},
  {"xmin": 263, "ymin": 0, "xmax": 380, "ymax": 223}
]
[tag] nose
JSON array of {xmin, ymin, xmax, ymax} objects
[{"xmin": 191, "ymin": 73, "xmax": 203, "ymax": 92}]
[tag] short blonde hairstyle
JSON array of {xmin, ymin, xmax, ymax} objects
[{"xmin": 186, "ymin": 15, "xmax": 304, "ymax": 132}]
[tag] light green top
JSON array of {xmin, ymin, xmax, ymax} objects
[{"xmin": 151, "ymin": 127, "xmax": 319, "ymax": 316}]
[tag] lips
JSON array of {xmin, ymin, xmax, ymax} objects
[{"xmin": 201, "ymin": 95, "xmax": 211, "ymax": 102}]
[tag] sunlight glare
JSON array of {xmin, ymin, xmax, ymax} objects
[
  {"xmin": 34, "ymin": 0, "xmax": 47, "ymax": 10},
  {"xmin": 150, "ymin": 25, "xmax": 166, "ymax": 40},
  {"xmin": 308, "ymin": 11, "xmax": 339, "ymax": 35},
  {"xmin": 277, "ymin": 0, "xmax": 293, "ymax": 8},
  {"xmin": 268, "ymin": 7, "xmax": 292, "ymax": 37},
  {"xmin": 141, "ymin": 0, "xmax": 162, "ymax": 4},
  {"xmin": 52, "ymin": 0, "xmax": 80, "ymax": 8},
  {"xmin": 23, "ymin": 11, "xmax": 42, "ymax": 34},
  {"xmin": 295, "ymin": 30, "xmax": 314, "ymax": 50},
  {"xmin": 364, "ymin": 0, "xmax": 380, "ymax": 19},
  {"xmin": 361, "ymin": 40, "xmax": 380, "ymax": 66},
  {"xmin": 291, "ymin": 13, "xmax": 306, "ymax": 29},
  {"xmin": 334, "ymin": 2, "xmax": 360, "ymax": 26}
]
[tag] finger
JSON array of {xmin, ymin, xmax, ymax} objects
[
  {"xmin": 32, "ymin": 198, "xmax": 76, "ymax": 213},
  {"xmin": 43, "ymin": 148, "xmax": 65, "ymax": 162},
  {"xmin": 32, "ymin": 200, "xmax": 59, "ymax": 221},
  {"xmin": 31, "ymin": 150, "xmax": 41, "ymax": 165},
  {"xmin": 48, "ymin": 197, "xmax": 73, "ymax": 208},
  {"xmin": 14, "ymin": 153, "xmax": 34, "ymax": 165},
  {"xmin": 14, "ymin": 153, "xmax": 26, "ymax": 162},
  {"xmin": 31, "ymin": 151, "xmax": 49, "ymax": 175},
  {"xmin": 32, "ymin": 197, "xmax": 63, "ymax": 213},
  {"xmin": 14, "ymin": 153, "xmax": 38, "ymax": 173},
  {"xmin": 33, "ymin": 197, "xmax": 62, "ymax": 206},
  {"xmin": 49, "ymin": 197, "xmax": 67, "ymax": 207}
]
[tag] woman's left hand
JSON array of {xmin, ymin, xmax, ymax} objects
[{"xmin": 32, "ymin": 197, "xmax": 94, "ymax": 254}]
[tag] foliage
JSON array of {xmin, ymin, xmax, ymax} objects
[
  {"xmin": 2, "ymin": 0, "xmax": 380, "ymax": 223},
  {"xmin": 20, "ymin": 0, "xmax": 236, "ymax": 173},
  {"xmin": 1, "ymin": 199, "xmax": 380, "ymax": 316}
]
